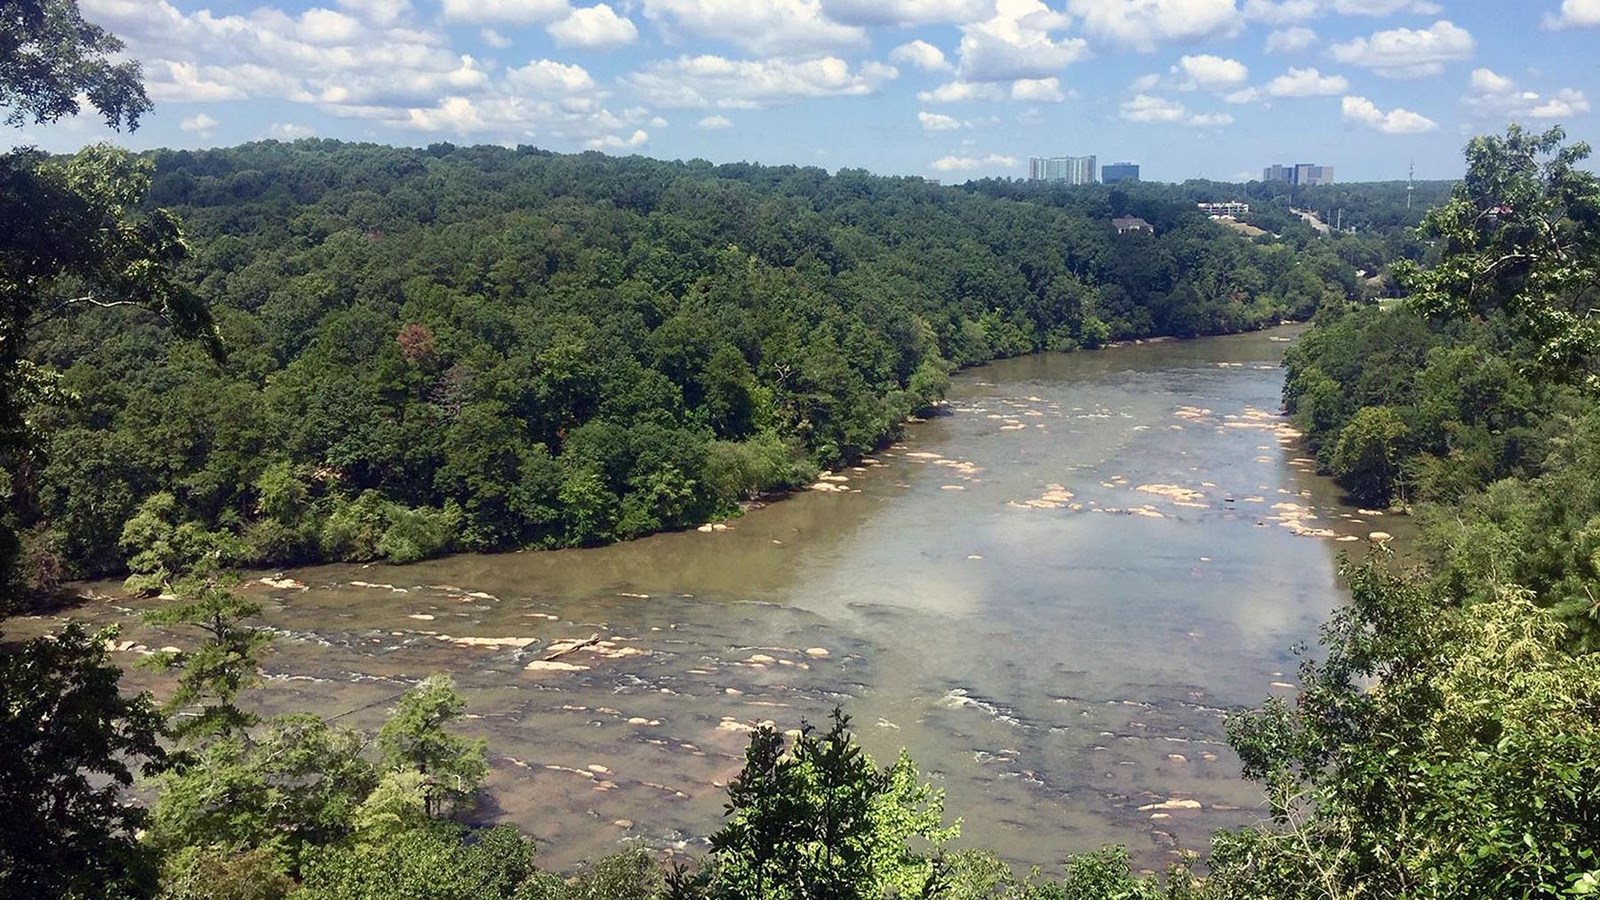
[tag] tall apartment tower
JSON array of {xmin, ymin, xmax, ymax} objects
[{"xmin": 1029, "ymin": 155, "xmax": 1097, "ymax": 184}]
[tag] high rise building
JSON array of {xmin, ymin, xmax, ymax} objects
[
  {"xmin": 1263, "ymin": 162, "xmax": 1334, "ymax": 185},
  {"xmin": 1101, "ymin": 162, "xmax": 1140, "ymax": 184},
  {"xmin": 1029, "ymin": 155, "xmax": 1097, "ymax": 184}
]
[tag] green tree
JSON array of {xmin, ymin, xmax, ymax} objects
[
  {"xmin": 1328, "ymin": 405, "xmax": 1409, "ymax": 506},
  {"xmin": 142, "ymin": 572, "xmax": 273, "ymax": 744},
  {"xmin": 0, "ymin": 625, "xmax": 166, "ymax": 898},
  {"xmin": 1218, "ymin": 562, "xmax": 1600, "ymax": 898},
  {"xmin": 1399, "ymin": 125, "xmax": 1600, "ymax": 385},
  {"xmin": 377, "ymin": 674, "xmax": 489, "ymax": 818}
]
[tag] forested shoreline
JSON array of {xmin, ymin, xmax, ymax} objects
[{"xmin": 20, "ymin": 139, "xmax": 1367, "ymax": 589}]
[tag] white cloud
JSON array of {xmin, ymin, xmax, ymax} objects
[
  {"xmin": 626, "ymin": 55, "xmax": 897, "ymax": 108},
  {"xmin": 296, "ymin": 8, "xmax": 365, "ymax": 44},
  {"xmin": 919, "ymin": 110, "xmax": 964, "ymax": 129},
  {"xmin": 586, "ymin": 128, "xmax": 649, "ymax": 150},
  {"xmin": 697, "ymin": 114, "xmax": 733, "ymax": 128},
  {"xmin": 268, "ymin": 122, "xmax": 316, "ymax": 138},
  {"xmin": 956, "ymin": 0, "xmax": 1088, "ymax": 82},
  {"xmin": 82, "ymin": 0, "xmax": 651, "ymax": 147},
  {"xmin": 179, "ymin": 112, "xmax": 218, "ymax": 136},
  {"xmin": 1265, "ymin": 26, "xmax": 1317, "ymax": 53},
  {"xmin": 1119, "ymin": 92, "xmax": 1230, "ymax": 125},
  {"xmin": 506, "ymin": 59, "xmax": 597, "ymax": 93},
  {"xmin": 1330, "ymin": 20, "xmax": 1474, "ymax": 79},
  {"xmin": 640, "ymin": 0, "xmax": 865, "ymax": 55},
  {"xmin": 1463, "ymin": 68, "xmax": 1591, "ymax": 120},
  {"xmin": 440, "ymin": 0, "xmax": 569, "ymax": 24},
  {"xmin": 1243, "ymin": 0, "xmax": 1317, "ymax": 25},
  {"xmin": 1246, "ymin": 0, "xmax": 1437, "ymax": 19},
  {"xmin": 1544, "ymin": 0, "xmax": 1600, "ymax": 28},
  {"xmin": 1174, "ymin": 54, "xmax": 1249, "ymax": 90},
  {"xmin": 1264, "ymin": 66, "xmax": 1348, "ymax": 96},
  {"xmin": 1011, "ymin": 76, "xmax": 1067, "ymax": 101},
  {"xmin": 1331, "ymin": 0, "xmax": 1441, "ymax": 13},
  {"xmin": 1068, "ymin": 0, "xmax": 1242, "ymax": 52},
  {"xmin": 1121, "ymin": 93, "xmax": 1186, "ymax": 122},
  {"xmin": 1469, "ymin": 67, "xmax": 1515, "ymax": 93},
  {"xmin": 1341, "ymin": 95, "xmax": 1437, "ymax": 133},
  {"xmin": 481, "ymin": 28, "xmax": 513, "ymax": 47},
  {"xmin": 930, "ymin": 153, "xmax": 1018, "ymax": 171},
  {"xmin": 890, "ymin": 39, "xmax": 954, "ymax": 72},
  {"xmin": 820, "ymin": 0, "xmax": 991, "ymax": 25},
  {"xmin": 1129, "ymin": 72, "xmax": 1161, "ymax": 91},
  {"xmin": 547, "ymin": 4, "xmax": 638, "ymax": 48},
  {"xmin": 1224, "ymin": 87, "xmax": 1259, "ymax": 103},
  {"xmin": 917, "ymin": 80, "xmax": 1007, "ymax": 102},
  {"xmin": 336, "ymin": 0, "xmax": 412, "ymax": 27}
]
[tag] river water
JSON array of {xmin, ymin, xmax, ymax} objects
[{"xmin": 21, "ymin": 326, "xmax": 1410, "ymax": 873}]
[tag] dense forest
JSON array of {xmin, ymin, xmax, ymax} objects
[
  {"xmin": 5, "ymin": 2, "xmax": 1600, "ymax": 898},
  {"xmin": 19, "ymin": 135, "xmax": 1365, "ymax": 588}
]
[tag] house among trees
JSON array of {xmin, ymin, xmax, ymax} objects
[{"xmin": 1112, "ymin": 215, "xmax": 1154, "ymax": 234}]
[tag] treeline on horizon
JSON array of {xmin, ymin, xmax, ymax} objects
[{"xmin": 21, "ymin": 138, "xmax": 1372, "ymax": 587}]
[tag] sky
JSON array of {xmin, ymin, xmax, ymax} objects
[{"xmin": 18, "ymin": 0, "xmax": 1600, "ymax": 182}]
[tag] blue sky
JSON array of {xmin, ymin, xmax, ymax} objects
[{"xmin": 20, "ymin": 0, "xmax": 1600, "ymax": 182}]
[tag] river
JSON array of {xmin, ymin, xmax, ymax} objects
[{"xmin": 19, "ymin": 325, "xmax": 1410, "ymax": 873}]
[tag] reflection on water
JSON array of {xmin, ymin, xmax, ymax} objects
[{"xmin": 20, "ymin": 326, "xmax": 1414, "ymax": 872}]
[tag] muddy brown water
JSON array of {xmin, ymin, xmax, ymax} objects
[{"xmin": 13, "ymin": 326, "xmax": 1415, "ymax": 873}]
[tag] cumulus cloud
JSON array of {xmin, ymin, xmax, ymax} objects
[
  {"xmin": 268, "ymin": 122, "xmax": 316, "ymax": 138},
  {"xmin": 586, "ymin": 129, "xmax": 649, "ymax": 150},
  {"xmin": 336, "ymin": 0, "xmax": 412, "ymax": 27},
  {"xmin": 440, "ymin": 0, "xmax": 569, "ymax": 24},
  {"xmin": 1011, "ymin": 77, "xmax": 1067, "ymax": 101},
  {"xmin": 1264, "ymin": 66, "xmax": 1348, "ymax": 96},
  {"xmin": 76, "ymin": 0, "xmax": 654, "ymax": 148},
  {"xmin": 820, "ymin": 0, "xmax": 991, "ymax": 25},
  {"xmin": 1463, "ymin": 68, "xmax": 1591, "ymax": 120},
  {"xmin": 919, "ymin": 110, "xmax": 964, "ymax": 129},
  {"xmin": 1245, "ymin": 0, "xmax": 1438, "ymax": 20},
  {"xmin": 547, "ymin": 4, "xmax": 638, "ymax": 48},
  {"xmin": 1544, "ymin": 0, "xmax": 1600, "ymax": 28},
  {"xmin": 1265, "ymin": 26, "xmax": 1317, "ymax": 53},
  {"xmin": 1069, "ymin": 0, "xmax": 1242, "ymax": 52},
  {"xmin": 1242, "ymin": 0, "xmax": 1318, "ymax": 25},
  {"xmin": 917, "ymin": 80, "xmax": 1007, "ymax": 102},
  {"xmin": 1330, "ymin": 20, "xmax": 1474, "ymax": 79},
  {"xmin": 1331, "ymin": 0, "xmax": 1441, "ymax": 13},
  {"xmin": 1120, "ymin": 93, "xmax": 1231, "ymax": 125},
  {"xmin": 640, "ymin": 0, "xmax": 865, "ymax": 55},
  {"xmin": 956, "ymin": 0, "xmax": 1088, "ymax": 82},
  {"xmin": 480, "ymin": 28, "xmax": 513, "ymax": 47},
  {"xmin": 1173, "ymin": 54, "xmax": 1249, "ymax": 90},
  {"xmin": 890, "ymin": 39, "xmax": 954, "ymax": 72},
  {"xmin": 1341, "ymin": 95, "xmax": 1437, "ymax": 133},
  {"xmin": 696, "ymin": 114, "xmax": 733, "ymax": 128},
  {"xmin": 626, "ymin": 55, "xmax": 897, "ymax": 108},
  {"xmin": 930, "ymin": 153, "xmax": 1018, "ymax": 171},
  {"xmin": 179, "ymin": 112, "xmax": 218, "ymax": 136}
]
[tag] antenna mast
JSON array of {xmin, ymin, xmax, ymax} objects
[{"xmin": 1407, "ymin": 160, "xmax": 1415, "ymax": 211}]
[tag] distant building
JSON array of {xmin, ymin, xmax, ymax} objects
[
  {"xmin": 1112, "ymin": 216, "xmax": 1154, "ymax": 234},
  {"xmin": 1263, "ymin": 162, "xmax": 1334, "ymax": 186},
  {"xmin": 1101, "ymin": 162, "xmax": 1140, "ymax": 184},
  {"xmin": 1198, "ymin": 201, "xmax": 1250, "ymax": 217},
  {"xmin": 1029, "ymin": 155, "xmax": 1097, "ymax": 184}
]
